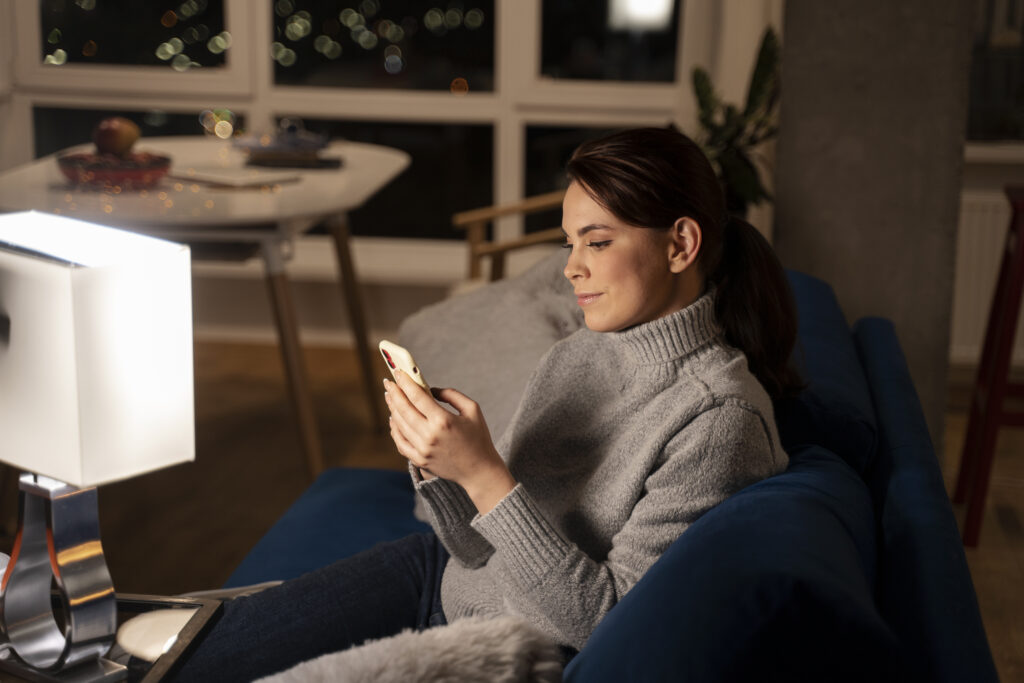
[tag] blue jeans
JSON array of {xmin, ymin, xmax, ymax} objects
[{"xmin": 171, "ymin": 533, "xmax": 449, "ymax": 683}]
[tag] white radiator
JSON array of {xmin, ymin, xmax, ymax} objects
[{"xmin": 949, "ymin": 190, "xmax": 1016, "ymax": 364}]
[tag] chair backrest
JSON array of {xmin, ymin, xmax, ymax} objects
[{"xmin": 452, "ymin": 190, "xmax": 565, "ymax": 281}]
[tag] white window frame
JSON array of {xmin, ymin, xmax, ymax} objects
[{"xmin": 1, "ymin": 0, "xmax": 783, "ymax": 283}]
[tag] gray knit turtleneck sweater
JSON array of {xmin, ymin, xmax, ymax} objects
[{"xmin": 413, "ymin": 291, "xmax": 787, "ymax": 650}]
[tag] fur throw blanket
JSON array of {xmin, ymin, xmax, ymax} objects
[{"xmin": 253, "ymin": 616, "xmax": 564, "ymax": 683}]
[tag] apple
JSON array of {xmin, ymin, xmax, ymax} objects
[{"xmin": 93, "ymin": 117, "xmax": 141, "ymax": 157}]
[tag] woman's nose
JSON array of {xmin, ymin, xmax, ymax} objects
[{"xmin": 563, "ymin": 247, "xmax": 585, "ymax": 280}]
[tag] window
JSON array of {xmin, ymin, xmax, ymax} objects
[
  {"xmin": 968, "ymin": 0, "xmax": 1024, "ymax": 141},
  {"xmin": 271, "ymin": 0, "xmax": 495, "ymax": 91},
  {"xmin": 294, "ymin": 118, "xmax": 493, "ymax": 239},
  {"xmin": 39, "ymin": 0, "xmax": 228, "ymax": 70}
]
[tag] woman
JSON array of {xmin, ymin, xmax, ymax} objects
[{"xmin": 173, "ymin": 127, "xmax": 800, "ymax": 682}]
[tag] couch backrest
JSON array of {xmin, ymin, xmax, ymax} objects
[{"xmin": 775, "ymin": 271, "xmax": 879, "ymax": 475}]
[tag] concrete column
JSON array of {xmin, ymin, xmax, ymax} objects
[{"xmin": 773, "ymin": 0, "xmax": 975, "ymax": 456}]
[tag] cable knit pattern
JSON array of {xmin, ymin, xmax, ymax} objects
[{"xmin": 413, "ymin": 289, "xmax": 787, "ymax": 650}]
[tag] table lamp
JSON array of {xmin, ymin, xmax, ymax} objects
[{"xmin": 0, "ymin": 212, "xmax": 194, "ymax": 681}]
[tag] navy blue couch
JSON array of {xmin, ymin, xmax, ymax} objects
[{"xmin": 227, "ymin": 254, "xmax": 997, "ymax": 681}]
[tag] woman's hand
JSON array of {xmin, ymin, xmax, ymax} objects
[{"xmin": 385, "ymin": 370, "xmax": 517, "ymax": 514}]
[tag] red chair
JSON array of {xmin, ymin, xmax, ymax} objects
[{"xmin": 953, "ymin": 185, "xmax": 1024, "ymax": 546}]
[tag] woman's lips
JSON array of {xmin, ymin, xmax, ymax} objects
[{"xmin": 576, "ymin": 293, "xmax": 601, "ymax": 306}]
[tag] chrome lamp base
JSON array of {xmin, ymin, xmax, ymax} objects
[
  {"xmin": 0, "ymin": 656, "xmax": 126, "ymax": 682},
  {"xmin": 0, "ymin": 474, "xmax": 126, "ymax": 682}
]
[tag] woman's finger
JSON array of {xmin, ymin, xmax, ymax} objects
[
  {"xmin": 386, "ymin": 375, "xmax": 429, "ymax": 423},
  {"xmin": 389, "ymin": 417, "xmax": 424, "ymax": 467},
  {"xmin": 386, "ymin": 387, "xmax": 431, "ymax": 454},
  {"xmin": 393, "ymin": 370, "xmax": 446, "ymax": 418},
  {"xmin": 433, "ymin": 387, "xmax": 479, "ymax": 417}
]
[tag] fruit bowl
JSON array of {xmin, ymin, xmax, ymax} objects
[{"xmin": 57, "ymin": 151, "xmax": 171, "ymax": 188}]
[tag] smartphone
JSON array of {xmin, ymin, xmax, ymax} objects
[{"xmin": 379, "ymin": 340, "xmax": 429, "ymax": 390}]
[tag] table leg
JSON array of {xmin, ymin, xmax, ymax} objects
[
  {"xmin": 326, "ymin": 216, "xmax": 386, "ymax": 432},
  {"xmin": 262, "ymin": 241, "xmax": 325, "ymax": 478}
]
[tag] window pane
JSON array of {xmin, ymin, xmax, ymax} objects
[
  {"xmin": 33, "ymin": 106, "xmax": 242, "ymax": 158},
  {"xmin": 291, "ymin": 118, "xmax": 492, "ymax": 239},
  {"xmin": 541, "ymin": 0, "xmax": 681, "ymax": 82},
  {"xmin": 524, "ymin": 125, "xmax": 619, "ymax": 232},
  {"xmin": 968, "ymin": 0, "xmax": 1024, "ymax": 140},
  {"xmin": 39, "ymin": 0, "xmax": 228, "ymax": 70},
  {"xmin": 272, "ymin": 1, "xmax": 494, "ymax": 92}
]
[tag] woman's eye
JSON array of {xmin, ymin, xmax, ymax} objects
[
  {"xmin": 587, "ymin": 240, "xmax": 612, "ymax": 249},
  {"xmin": 561, "ymin": 242, "xmax": 573, "ymax": 250}
]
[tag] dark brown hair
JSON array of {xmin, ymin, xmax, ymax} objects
[{"xmin": 566, "ymin": 127, "xmax": 802, "ymax": 399}]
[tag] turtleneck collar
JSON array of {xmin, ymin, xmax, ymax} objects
[{"xmin": 611, "ymin": 289, "xmax": 722, "ymax": 365}]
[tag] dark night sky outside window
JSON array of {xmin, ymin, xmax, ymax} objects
[
  {"xmin": 272, "ymin": 1, "xmax": 494, "ymax": 92},
  {"xmin": 39, "ymin": 0, "xmax": 227, "ymax": 69}
]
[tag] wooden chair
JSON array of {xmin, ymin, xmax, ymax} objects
[
  {"xmin": 451, "ymin": 190, "xmax": 566, "ymax": 282},
  {"xmin": 953, "ymin": 185, "xmax": 1024, "ymax": 546}
]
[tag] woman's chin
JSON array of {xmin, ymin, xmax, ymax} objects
[{"xmin": 582, "ymin": 313, "xmax": 619, "ymax": 333}]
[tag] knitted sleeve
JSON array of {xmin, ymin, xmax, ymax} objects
[
  {"xmin": 410, "ymin": 464, "xmax": 495, "ymax": 568},
  {"xmin": 470, "ymin": 400, "xmax": 779, "ymax": 650}
]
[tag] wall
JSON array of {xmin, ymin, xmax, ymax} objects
[{"xmin": 774, "ymin": 0, "xmax": 975, "ymax": 455}]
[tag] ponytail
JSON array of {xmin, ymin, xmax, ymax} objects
[{"xmin": 710, "ymin": 216, "xmax": 803, "ymax": 399}]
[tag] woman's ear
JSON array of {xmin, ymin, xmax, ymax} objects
[{"xmin": 668, "ymin": 217, "xmax": 702, "ymax": 273}]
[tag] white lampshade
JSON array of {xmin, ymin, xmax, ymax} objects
[{"xmin": 0, "ymin": 211, "xmax": 194, "ymax": 487}]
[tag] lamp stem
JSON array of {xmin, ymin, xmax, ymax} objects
[{"xmin": 0, "ymin": 473, "xmax": 126, "ymax": 681}]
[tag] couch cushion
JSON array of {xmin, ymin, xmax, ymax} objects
[
  {"xmin": 774, "ymin": 270, "xmax": 878, "ymax": 475},
  {"xmin": 398, "ymin": 249, "xmax": 582, "ymax": 440},
  {"xmin": 564, "ymin": 445, "xmax": 902, "ymax": 683},
  {"xmin": 224, "ymin": 468, "xmax": 429, "ymax": 587}
]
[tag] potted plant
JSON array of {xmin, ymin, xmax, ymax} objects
[{"xmin": 692, "ymin": 27, "xmax": 780, "ymax": 217}]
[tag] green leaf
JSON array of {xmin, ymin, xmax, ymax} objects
[
  {"xmin": 744, "ymin": 28, "xmax": 780, "ymax": 118},
  {"xmin": 717, "ymin": 149, "xmax": 770, "ymax": 210},
  {"xmin": 692, "ymin": 67, "xmax": 720, "ymax": 131},
  {"xmin": 720, "ymin": 104, "xmax": 744, "ymax": 144}
]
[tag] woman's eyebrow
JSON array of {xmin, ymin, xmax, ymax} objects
[{"xmin": 563, "ymin": 224, "xmax": 613, "ymax": 238}]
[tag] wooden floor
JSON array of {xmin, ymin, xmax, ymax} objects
[{"xmin": 0, "ymin": 344, "xmax": 1021, "ymax": 679}]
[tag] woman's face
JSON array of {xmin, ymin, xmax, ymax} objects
[{"xmin": 562, "ymin": 182, "xmax": 694, "ymax": 332}]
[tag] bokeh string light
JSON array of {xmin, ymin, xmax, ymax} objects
[
  {"xmin": 272, "ymin": 2, "xmax": 492, "ymax": 91},
  {"xmin": 41, "ymin": 1, "xmax": 225, "ymax": 70},
  {"xmin": 199, "ymin": 108, "xmax": 237, "ymax": 139},
  {"xmin": 42, "ymin": 2, "xmax": 490, "ymax": 91}
]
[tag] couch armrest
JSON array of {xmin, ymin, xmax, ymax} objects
[{"xmin": 853, "ymin": 317, "xmax": 997, "ymax": 682}]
